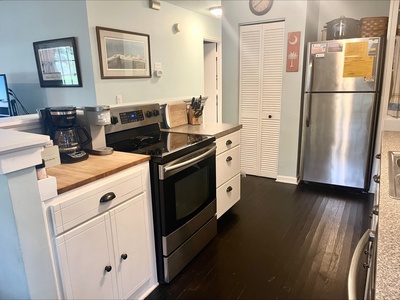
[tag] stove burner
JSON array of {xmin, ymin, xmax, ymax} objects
[{"xmin": 132, "ymin": 135, "xmax": 156, "ymax": 146}]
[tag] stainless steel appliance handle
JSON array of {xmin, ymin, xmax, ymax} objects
[
  {"xmin": 163, "ymin": 145, "xmax": 216, "ymax": 174},
  {"xmin": 348, "ymin": 229, "xmax": 371, "ymax": 300},
  {"xmin": 306, "ymin": 94, "xmax": 312, "ymax": 128}
]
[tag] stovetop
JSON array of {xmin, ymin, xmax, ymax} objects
[
  {"xmin": 103, "ymin": 103, "xmax": 215, "ymax": 164},
  {"xmin": 107, "ymin": 130, "xmax": 215, "ymax": 164}
]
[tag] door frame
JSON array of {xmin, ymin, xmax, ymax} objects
[{"xmin": 203, "ymin": 36, "xmax": 222, "ymax": 123}]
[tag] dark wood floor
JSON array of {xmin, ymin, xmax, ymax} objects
[{"xmin": 146, "ymin": 175, "xmax": 373, "ymax": 300}]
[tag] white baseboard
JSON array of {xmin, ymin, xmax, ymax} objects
[{"xmin": 276, "ymin": 175, "xmax": 299, "ymax": 185}]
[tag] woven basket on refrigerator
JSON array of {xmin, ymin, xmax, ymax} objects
[{"xmin": 360, "ymin": 16, "xmax": 388, "ymax": 37}]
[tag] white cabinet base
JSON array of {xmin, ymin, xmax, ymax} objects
[{"xmin": 216, "ymin": 130, "xmax": 241, "ymax": 218}]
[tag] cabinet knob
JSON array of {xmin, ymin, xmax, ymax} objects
[
  {"xmin": 104, "ymin": 265, "xmax": 112, "ymax": 272},
  {"xmin": 373, "ymin": 174, "xmax": 380, "ymax": 183},
  {"xmin": 268, "ymin": 115, "xmax": 272, "ymax": 119},
  {"xmin": 226, "ymin": 139, "xmax": 232, "ymax": 146},
  {"xmin": 376, "ymin": 153, "xmax": 381, "ymax": 159},
  {"xmin": 121, "ymin": 253, "xmax": 128, "ymax": 260},
  {"xmin": 226, "ymin": 156, "xmax": 233, "ymax": 162},
  {"xmin": 226, "ymin": 186, "xmax": 233, "ymax": 193},
  {"xmin": 369, "ymin": 205, "xmax": 379, "ymax": 218}
]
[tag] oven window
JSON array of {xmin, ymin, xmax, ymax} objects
[{"xmin": 175, "ymin": 166, "xmax": 209, "ymax": 220}]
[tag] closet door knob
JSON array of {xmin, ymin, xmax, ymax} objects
[
  {"xmin": 121, "ymin": 253, "xmax": 128, "ymax": 260},
  {"xmin": 268, "ymin": 115, "xmax": 272, "ymax": 119}
]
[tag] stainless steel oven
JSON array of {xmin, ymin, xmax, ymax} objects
[
  {"xmin": 104, "ymin": 103, "xmax": 217, "ymax": 283},
  {"xmin": 151, "ymin": 143, "xmax": 216, "ymax": 282}
]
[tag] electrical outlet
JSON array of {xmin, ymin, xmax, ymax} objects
[{"xmin": 116, "ymin": 95, "xmax": 123, "ymax": 104}]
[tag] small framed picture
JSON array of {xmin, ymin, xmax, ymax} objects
[
  {"xmin": 33, "ymin": 37, "xmax": 82, "ymax": 87},
  {"xmin": 96, "ymin": 26, "xmax": 152, "ymax": 79}
]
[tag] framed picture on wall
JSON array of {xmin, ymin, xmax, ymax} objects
[
  {"xmin": 33, "ymin": 37, "xmax": 82, "ymax": 87},
  {"xmin": 96, "ymin": 26, "xmax": 152, "ymax": 79}
]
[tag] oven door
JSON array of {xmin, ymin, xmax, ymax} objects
[{"xmin": 158, "ymin": 144, "xmax": 216, "ymax": 237}]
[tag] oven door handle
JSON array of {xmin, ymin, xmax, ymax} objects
[{"xmin": 160, "ymin": 145, "xmax": 216, "ymax": 179}]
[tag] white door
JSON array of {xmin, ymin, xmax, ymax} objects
[
  {"xmin": 110, "ymin": 194, "xmax": 151, "ymax": 299},
  {"xmin": 56, "ymin": 213, "xmax": 117, "ymax": 299},
  {"xmin": 204, "ymin": 41, "xmax": 221, "ymax": 123},
  {"xmin": 239, "ymin": 21, "xmax": 284, "ymax": 178}
]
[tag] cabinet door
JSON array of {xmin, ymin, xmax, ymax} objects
[
  {"xmin": 110, "ymin": 194, "xmax": 151, "ymax": 299},
  {"xmin": 56, "ymin": 213, "xmax": 117, "ymax": 299}
]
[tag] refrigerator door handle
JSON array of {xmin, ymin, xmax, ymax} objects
[{"xmin": 305, "ymin": 94, "xmax": 312, "ymax": 128}]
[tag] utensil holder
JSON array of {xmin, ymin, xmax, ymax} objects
[{"xmin": 188, "ymin": 107, "xmax": 202, "ymax": 125}]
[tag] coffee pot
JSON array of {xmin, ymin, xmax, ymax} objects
[{"xmin": 41, "ymin": 106, "xmax": 92, "ymax": 163}]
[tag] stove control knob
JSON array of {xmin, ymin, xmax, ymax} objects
[
  {"xmin": 153, "ymin": 109, "xmax": 160, "ymax": 116},
  {"xmin": 145, "ymin": 110, "xmax": 153, "ymax": 118},
  {"xmin": 111, "ymin": 116, "xmax": 119, "ymax": 124}
]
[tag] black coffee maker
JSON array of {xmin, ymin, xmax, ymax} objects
[{"xmin": 41, "ymin": 106, "xmax": 92, "ymax": 163}]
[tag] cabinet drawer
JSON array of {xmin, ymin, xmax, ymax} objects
[
  {"xmin": 217, "ymin": 174, "xmax": 241, "ymax": 218},
  {"xmin": 216, "ymin": 130, "xmax": 240, "ymax": 155},
  {"xmin": 216, "ymin": 145, "xmax": 240, "ymax": 187},
  {"xmin": 50, "ymin": 168, "xmax": 144, "ymax": 235}
]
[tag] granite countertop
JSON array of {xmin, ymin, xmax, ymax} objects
[
  {"xmin": 46, "ymin": 151, "xmax": 150, "ymax": 194},
  {"xmin": 162, "ymin": 122, "xmax": 242, "ymax": 139},
  {"xmin": 376, "ymin": 130, "xmax": 400, "ymax": 299}
]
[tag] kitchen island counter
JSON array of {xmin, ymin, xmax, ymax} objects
[
  {"xmin": 162, "ymin": 122, "xmax": 242, "ymax": 139},
  {"xmin": 46, "ymin": 151, "xmax": 150, "ymax": 194},
  {"xmin": 376, "ymin": 130, "xmax": 400, "ymax": 299}
]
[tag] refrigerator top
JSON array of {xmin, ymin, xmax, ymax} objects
[{"xmin": 305, "ymin": 37, "xmax": 385, "ymax": 93}]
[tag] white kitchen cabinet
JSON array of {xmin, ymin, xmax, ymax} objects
[
  {"xmin": 56, "ymin": 211, "xmax": 117, "ymax": 299},
  {"xmin": 46, "ymin": 164, "xmax": 156, "ymax": 299},
  {"xmin": 216, "ymin": 130, "xmax": 241, "ymax": 218}
]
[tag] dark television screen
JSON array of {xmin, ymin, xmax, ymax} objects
[{"xmin": 0, "ymin": 74, "xmax": 10, "ymax": 117}]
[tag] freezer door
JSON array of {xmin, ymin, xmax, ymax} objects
[
  {"xmin": 302, "ymin": 93, "xmax": 376, "ymax": 189},
  {"xmin": 305, "ymin": 37, "xmax": 384, "ymax": 92}
]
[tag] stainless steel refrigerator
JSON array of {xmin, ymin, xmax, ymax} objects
[{"xmin": 301, "ymin": 37, "xmax": 385, "ymax": 190}]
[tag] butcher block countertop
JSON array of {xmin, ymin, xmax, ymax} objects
[{"xmin": 46, "ymin": 151, "xmax": 150, "ymax": 194}]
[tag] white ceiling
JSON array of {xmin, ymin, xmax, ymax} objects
[{"xmin": 161, "ymin": 0, "xmax": 221, "ymax": 18}]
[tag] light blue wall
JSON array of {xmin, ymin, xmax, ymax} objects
[
  {"xmin": 222, "ymin": 0, "xmax": 390, "ymax": 180},
  {"xmin": 0, "ymin": 0, "xmax": 221, "ymax": 113},
  {"xmin": 0, "ymin": 0, "xmax": 96, "ymax": 113},
  {"xmin": 86, "ymin": 1, "xmax": 221, "ymax": 105}
]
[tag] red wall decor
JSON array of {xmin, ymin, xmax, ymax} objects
[{"xmin": 286, "ymin": 31, "xmax": 301, "ymax": 72}]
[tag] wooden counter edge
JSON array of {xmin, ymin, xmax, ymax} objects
[{"xmin": 47, "ymin": 152, "xmax": 151, "ymax": 194}]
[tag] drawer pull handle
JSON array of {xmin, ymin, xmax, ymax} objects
[
  {"xmin": 226, "ymin": 156, "xmax": 233, "ymax": 162},
  {"xmin": 226, "ymin": 186, "xmax": 233, "ymax": 193},
  {"xmin": 100, "ymin": 192, "xmax": 116, "ymax": 203},
  {"xmin": 226, "ymin": 139, "xmax": 232, "ymax": 146},
  {"xmin": 121, "ymin": 253, "xmax": 128, "ymax": 260},
  {"xmin": 104, "ymin": 265, "xmax": 112, "ymax": 273}
]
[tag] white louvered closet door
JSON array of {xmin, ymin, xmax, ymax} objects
[{"xmin": 239, "ymin": 21, "xmax": 284, "ymax": 178}]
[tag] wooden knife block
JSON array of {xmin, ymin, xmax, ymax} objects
[{"xmin": 188, "ymin": 107, "xmax": 202, "ymax": 125}]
